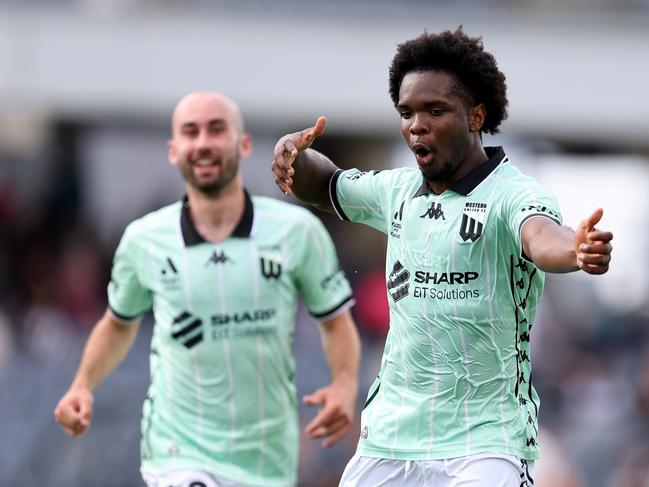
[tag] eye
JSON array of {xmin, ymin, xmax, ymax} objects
[
  {"xmin": 399, "ymin": 111, "xmax": 412, "ymax": 120},
  {"xmin": 430, "ymin": 109, "xmax": 444, "ymax": 116}
]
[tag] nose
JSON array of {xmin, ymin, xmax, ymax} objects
[
  {"xmin": 409, "ymin": 113, "xmax": 428, "ymax": 136},
  {"xmin": 194, "ymin": 130, "xmax": 212, "ymax": 155}
]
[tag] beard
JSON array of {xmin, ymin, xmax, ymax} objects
[
  {"xmin": 422, "ymin": 159, "xmax": 456, "ymax": 184},
  {"xmin": 179, "ymin": 149, "xmax": 240, "ymax": 197},
  {"xmin": 419, "ymin": 133, "xmax": 468, "ymax": 185}
]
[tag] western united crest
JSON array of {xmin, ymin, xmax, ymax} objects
[{"xmin": 459, "ymin": 202, "xmax": 487, "ymax": 242}]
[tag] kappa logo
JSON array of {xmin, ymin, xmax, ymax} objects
[
  {"xmin": 206, "ymin": 250, "xmax": 231, "ymax": 266},
  {"xmin": 420, "ymin": 201, "xmax": 446, "ymax": 220},
  {"xmin": 387, "ymin": 260, "xmax": 410, "ymax": 302},
  {"xmin": 459, "ymin": 202, "xmax": 487, "ymax": 242},
  {"xmin": 171, "ymin": 311, "xmax": 203, "ymax": 349}
]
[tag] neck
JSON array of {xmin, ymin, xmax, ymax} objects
[{"xmin": 186, "ymin": 177, "xmax": 245, "ymax": 244}]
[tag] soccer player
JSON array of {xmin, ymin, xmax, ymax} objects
[
  {"xmin": 271, "ymin": 28, "xmax": 613, "ymax": 486},
  {"xmin": 54, "ymin": 92, "xmax": 361, "ymax": 487}
]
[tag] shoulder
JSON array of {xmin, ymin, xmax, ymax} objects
[
  {"xmin": 492, "ymin": 161, "xmax": 549, "ymax": 195},
  {"xmin": 121, "ymin": 200, "xmax": 182, "ymax": 244},
  {"xmin": 252, "ymin": 195, "xmax": 321, "ymax": 225}
]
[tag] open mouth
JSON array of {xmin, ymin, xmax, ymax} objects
[{"xmin": 412, "ymin": 143, "xmax": 433, "ymax": 165}]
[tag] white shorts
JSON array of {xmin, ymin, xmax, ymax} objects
[
  {"xmin": 142, "ymin": 468, "xmax": 250, "ymax": 487},
  {"xmin": 338, "ymin": 452, "xmax": 535, "ymax": 487}
]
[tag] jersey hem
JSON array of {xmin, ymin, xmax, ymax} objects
[
  {"xmin": 141, "ymin": 463, "xmax": 296, "ymax": 487},
  {"xmin": 355, "ymin": 444, "xmax": 540, "ymax": 461}
]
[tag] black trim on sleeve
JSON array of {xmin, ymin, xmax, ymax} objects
[
  {"xmin": 108, "ymin": 305, "xmax": 149, "ymax": 323},
  {"xmin": 310, "ymin": 295, "xmax": 355, "ymax": 319},
  {"xmin": 518, "ymin": 213, "xmax": 562, "ymax": 262},
  {"xmin": 329, "ymin": 170, "xmax": 350, "ymax": 221}
]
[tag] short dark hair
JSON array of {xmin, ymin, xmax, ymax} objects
[{"xmin": 388, "ymin": 27, "xmax": 509, "ymax": 134}]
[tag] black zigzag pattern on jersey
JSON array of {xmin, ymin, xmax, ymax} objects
[{"xmin": 172, "ymin": 311, "xmax": 203, "ymax": 349}]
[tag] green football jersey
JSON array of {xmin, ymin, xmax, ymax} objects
[
  {"xmin": 107, "ymin": 191, "xmax": 354, "ymax": 487},
  {"xmin": 330, "ymin": 147, "xmax": 562, "ymax": 461}
]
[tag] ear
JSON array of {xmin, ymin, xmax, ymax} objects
[
  {"xmin": 468, "ymin": 103, "xmax": 486, "ymax": 133},
  {"xmin": 239, "ymin": 133, "xmax": 253, "ymax": 158},
  {"xmin": 167, "ymin": 138, "xmax": 177, "ymax": 166}
]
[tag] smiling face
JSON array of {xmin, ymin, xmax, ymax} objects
[
  {"xmin": 168, "ymin": 92, "xmax": 252, "ymax": 196},
  {"xmin": 397, "ymin": 70, "xmax": 485, "ymax": 190}
]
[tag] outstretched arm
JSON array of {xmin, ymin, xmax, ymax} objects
[
  {"xmin": 272, "ymin": 117, "xmax": 339, "ymax": 211},
  {"xmin": 54, "ymin": 309, "xmax": 141, "ymax": 436},
  {"xmin": 303, "ymin": 310, "xmax": 361, "ymax": 447},
  {"xmin": 522, "ymin": 208, "xmax": 613, "ymax": 274}
]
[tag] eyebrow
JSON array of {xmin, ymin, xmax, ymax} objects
[
  {"xmin": 396, "ymin": 99, "xmax": 452, "ymax": 110},
  {"xmin": 180, "ymin": 119, "xmax": 227, "ymax": 130}
]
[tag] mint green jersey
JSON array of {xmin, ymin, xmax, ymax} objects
[
  {"xmin": 330, "ymin": 147, "xmax": 562, "ymax": 461},
  {"xmin": 107, "ymin": 191, "xmax": 354, "ymax": 487}
]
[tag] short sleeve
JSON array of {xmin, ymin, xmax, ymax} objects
[
  {"xmin": 292, "ymin": 213, "xmax": 354, "ymax": 321},
  {"xmin": 329, "ymin": 169, "xmax": 391, "ymax": 234},
  {"xmin": 107, "ymin": 227, "xmax": 153, "ymax": 322},
  {"xmin": 504, "ymin": 180, "xmax": 563, "ymax": 259}
]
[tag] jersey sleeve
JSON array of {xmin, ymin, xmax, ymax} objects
[
  {"xmin": 329, "ymin": 168, "xmax": 391, "ymax": 234},
  {"xmin": 292, "ymin": 213, "xmax": 355, "ymax": 321},
  {"xmin": 107, "ymin": 225, "xmax": 153, "ymax": 322},
  {"xmin": 504, "ymin": 179, "xmax": 563, "ymax": 260}
]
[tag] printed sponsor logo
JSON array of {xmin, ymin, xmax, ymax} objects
[
  {"xmin": 360, "ymin": 426, "xmax": 368, "ymax": 439},
  {"xmin": 171, "ymin": 311, "xmax": 203, "ymax": 349},
  {"xmin": 320, "ymin": 268, "xmax": 346, "ymax": 292},
  {"xmin": 520, "ymin": 204, "xmax": 560, "ymax": 220},
  {"xmin": 387, "ymin": 260, "xmax": 410, "ymax": 302},
  {"xmin": 160, "ymin": 257, "xmax": 181, "ymax": 288},
  {"xmin": 390, "ymin": 201, "xmax": 405, "ymax": 239}
]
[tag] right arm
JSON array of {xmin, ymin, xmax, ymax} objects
[
  {"xmin": 54, "ymin": 309, "xmax": 141, "ymax": 436},
  {"xmin": 272, "ymin": 116, "xmax": 339, "ymax": 211}
]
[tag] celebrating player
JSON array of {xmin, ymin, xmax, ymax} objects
[
  {"xmin": 271, "ymin": 28, "xmax": 613, "ymax": 486},
  {"xmin": 55, "ymin": 92, "xmax": 361, "ymax": 487}
]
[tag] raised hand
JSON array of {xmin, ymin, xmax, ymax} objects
[
  {"xmin": 574, "ymin": 208, "xmax": 613, "ymax": 275},
  {"xmin": 272, "ymin": 116, "xmax": 327, "ymax": 195},
  {"xmin": 54, "ymin": 387, "xmax": 94, "ymax": 436},
  {"xmin": 303, "ymin": 382, "xmax": 355, "ymax": 448}
]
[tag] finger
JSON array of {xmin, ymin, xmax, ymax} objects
[
  {"xmin": 303, "ymin": 390, "xmax": 326, "ymax": 407},
  {"xmin": 308, "ymin": 416, "xmax": 349, "ymax": 439},
  {"xmin": 305, "ymin": 405, "xmax": 339, "ymax": 435},
  {"xmin": 274, "ymin": 178, "xmax": 293, "ymax": 196},
  {"xmin": 579, "ymin": 242, "xmax": 612, "ymax": 254},
  {"xmin": 579, "ymin": 263, "xmax": 609, "ymax": 275},
  {"xmin": 585, "ymin": 231, "xmax": 613, "ymax": 243},
  {"xmin": 322, "ymin": 422, "xmax": 352, "ymax": 448},
  {"xmin": 585, "ymin": 208, "xmax": 603, "ymax": 229},
  {"xmin": 578, "ymin": 253, "xmax": 611, "ymax": 266}
]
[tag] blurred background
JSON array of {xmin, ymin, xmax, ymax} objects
[{"xmin": 1, "ymin": 1, "xmax": 648, "ymax": 486}]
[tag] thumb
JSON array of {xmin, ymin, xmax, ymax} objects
[
  {"xmin": 585, "ymin": 208, "xmax": 603, "ymax": 229},
  {"xmin": 303, "ymin": 116, "xmax": 327, "ymax": 146}
]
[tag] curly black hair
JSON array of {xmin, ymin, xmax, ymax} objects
[{"xmin": 388, "ymin": 27, "xmax": 508, "ymax": 134}]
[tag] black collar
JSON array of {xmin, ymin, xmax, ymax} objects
[
  {"xmin": 180, "ymin": 190, "xmax": 254, "ymax": 246},
  {"xmin": 413, "ymin": 146, "xmax": 507, "ymax": 198}
]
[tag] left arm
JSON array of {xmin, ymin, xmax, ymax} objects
[
  {"xmin": 304, "ymin": 309, "xmax": 361, "ymax": 447},
  {"xmin": 522, "ymin": 208, "xmax": 613, "ymax": 274}
]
